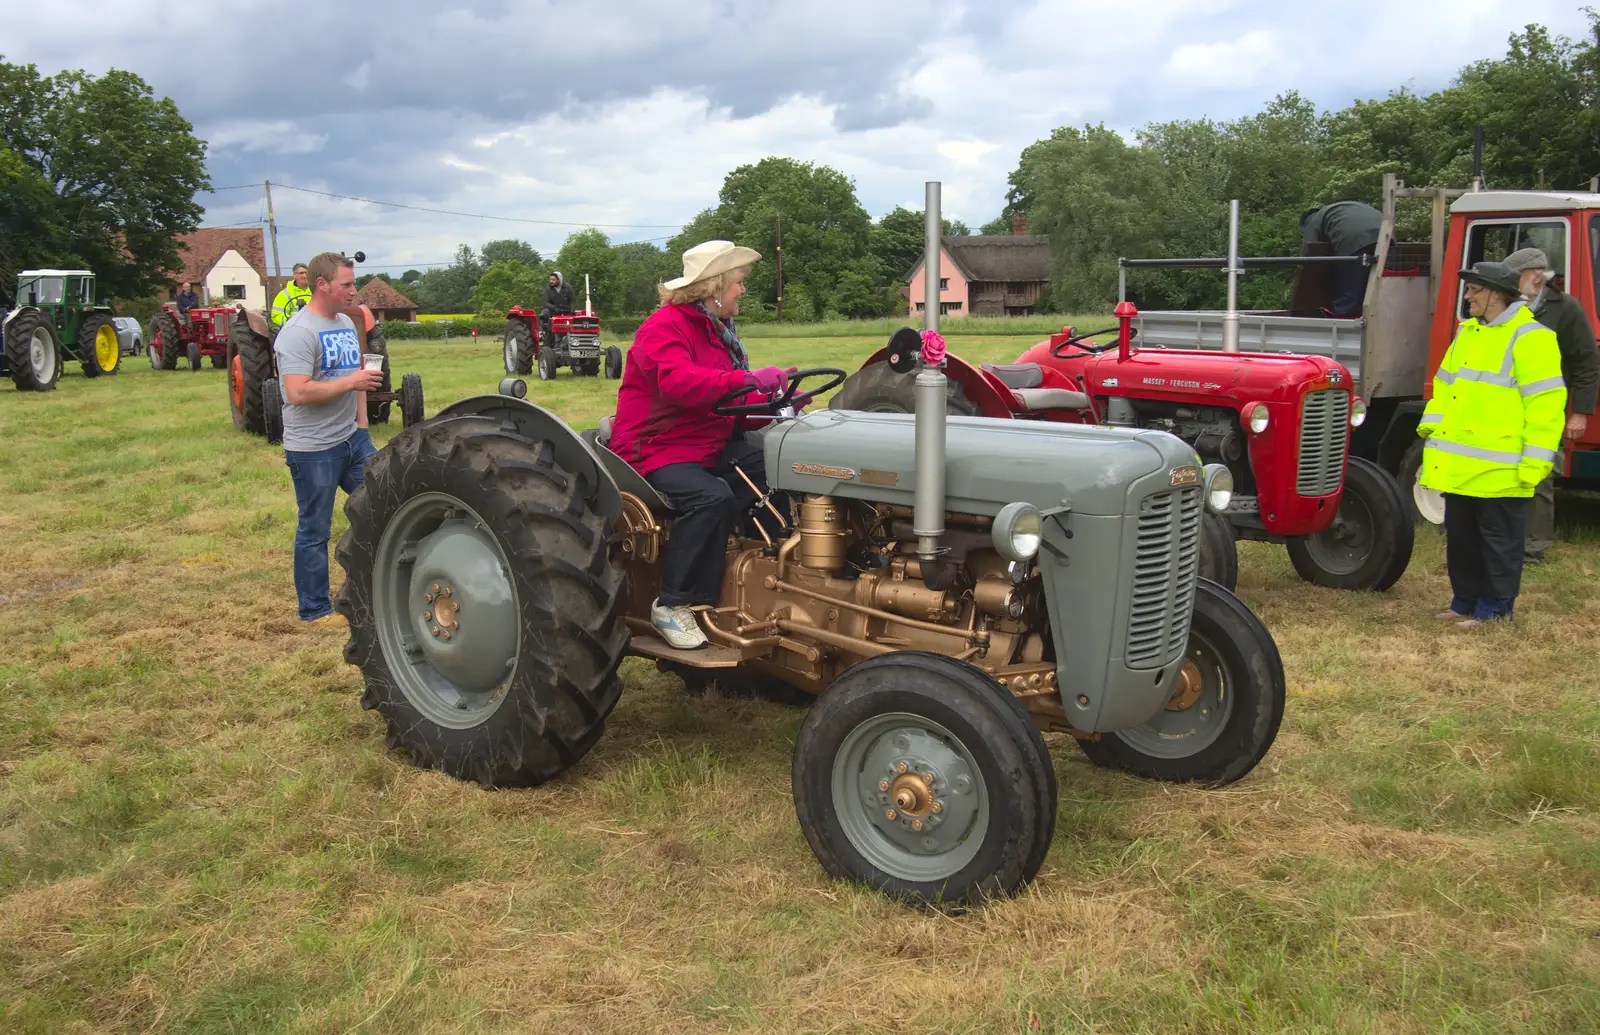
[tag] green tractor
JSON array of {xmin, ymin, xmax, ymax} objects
[{"xmin": 2, "ymin": 269, "xmax": 122, "ymax": 391}]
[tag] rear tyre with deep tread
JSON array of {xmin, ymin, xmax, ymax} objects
[
  {"xmin": 334, "ymin": 415, "xmax": 629, "ymax": 787},
  {"xmin": 1077, "ymin": 579, "xmax": 1284, "ymax": 786},
  {"xmin": 1200, "ymin": 511, "xmax": 1239, "ymax": 591},
  {"xmin": 831, "ymin": 361, "xmax": 983, "ymax": 416},
  {"xmin": 228, "ymin": 315, "xmax": 275, "ymax": 434},
  {"xmin": 4, "ymin": 310, "xmax": 61, "ymax": 391},
  {"xmin": 151, "ymin": 311, "xmax": 181, "ymax": 370},
  {"xmin": 504, "ymin": 320, "xmax": 534, "ymax": 375}
]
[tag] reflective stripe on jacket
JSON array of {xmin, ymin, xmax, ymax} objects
[
  {"xmin": 271, "ymin": 284, "xmax": 312, "ymax": 328},
  {"xmin": 1418, "ymin": 301, "xmax": 1566, "ymax": 498}
]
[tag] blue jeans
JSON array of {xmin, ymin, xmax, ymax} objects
[{"xmin": 286, "ymin": 428, "xmax": 377, "ymax": 620}]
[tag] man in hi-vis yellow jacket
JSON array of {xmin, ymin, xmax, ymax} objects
[{"xmin": 1419, "ymin": 260, "xmax": 1566, "ymax": 627}]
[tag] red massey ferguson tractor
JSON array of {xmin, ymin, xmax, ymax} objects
[
  {"xmin": 223, "ymin": 302, "xmax": 425, "ymax": 444},
  {"xmin": 834, "ymin": 303, "xmax": 1414, "ymax": 593},
  {"xmin": 502, "ymin": 277, "xmax": 624, "ymax": 381},
  {"xmin": 146, "ymin": 301, "xmax": 234, "ymax": 371}
]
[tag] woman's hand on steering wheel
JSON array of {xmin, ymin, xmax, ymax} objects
[
  {"xmin": 1050, "ymin": 325, "xmax": 1131, "ymax": 358},
  {"xmin": 713, "ymin": 367, "xmax": 849, "ymax": 416}
]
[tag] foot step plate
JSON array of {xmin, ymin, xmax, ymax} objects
[{"xmin": 627, "ymin": 636, "xmax": 741, "ymax": 668}]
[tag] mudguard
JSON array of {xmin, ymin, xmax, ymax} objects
[{"xmin": 854, "ymin": 346, "xmax": 1020, "ymax": 418}]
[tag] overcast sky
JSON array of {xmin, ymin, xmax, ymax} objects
[{"xmin": 3, "ymin": 1, "xmax": 1595, "ymax": 276}]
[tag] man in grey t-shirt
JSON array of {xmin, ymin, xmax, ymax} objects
[{"xmin": 275, "ymin": 251, "xmax": 384, "ymax": 625}]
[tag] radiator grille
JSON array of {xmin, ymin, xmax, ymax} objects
[
  {"xmin": 1126, "ymin": 486, "xmax": 1201, "ymax": 669},
  {"xmin": 566, "ymin": 332, "xmax": 602, "ymax": 357},
  {"xmin": 1296, "ymin": 389, "xmax": 1350, "ymax": 497}
]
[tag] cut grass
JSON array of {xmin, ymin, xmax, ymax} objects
[{"xmin": 1, "ymin": 342, "xmax": 1598, "ymax": 1033}]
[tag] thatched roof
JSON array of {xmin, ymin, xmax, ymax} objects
[
  {"xmin": 356, "ymin": 278, "xmax": 418, "ymax": 310},
  {"xmin": 906, "ymin": 235, "xmax": 1053, "ymax": 283},
  {"xmin": 175, "ymin": 228, "xmax": 267, "ymax": 286}
]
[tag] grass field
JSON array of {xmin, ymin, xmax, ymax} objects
[{"xmin": 2, "ymin": 338, "xmax": 1599, "ymax": 1034}]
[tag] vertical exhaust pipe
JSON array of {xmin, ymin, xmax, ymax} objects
[
  {"xmin": 914, "ymin": 181, "xmax": 947, "ymax": 564},
  {"xmin": 584, "ymin": 273, "xmax": 593, "ymax": 314},
  {"xmin": 1222, "ymin": 198, "xmax": 1241, "ymax": 353}
]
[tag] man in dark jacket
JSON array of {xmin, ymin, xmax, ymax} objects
[
  {"xmin": 542, "ymin": 271, "xmax": 574, "ymax": 341},
  {"xmin": 1300, "ymin": 201, "xmax": 1383, "ymax": 315},
  {"xmin": 1503, "ymin": 247, "xmax": 1600, "ymax": 561},
  {"xmin": 175, "ymin": 282, "xmax": 200, "ymax": 324}
]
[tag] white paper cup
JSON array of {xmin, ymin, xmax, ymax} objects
[{"xmin": 362, "ymin": 353, "xmax": 384, "ymax": 371}]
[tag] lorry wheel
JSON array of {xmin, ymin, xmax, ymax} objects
[
  {"xmin": 77, "ymin": 313, "xmax": 120, "ymax": 377},
  {"xmin": 187, "ymin": 340, "xmax": 203, "ymax": 371},
  {"xmin": 1077, "ymin": 579, "xmax": 1284, "ymax": 786},
  {"xmin": 228, "ymin": 318, "xmax": 274, "ymax": 434},
  {"xmin": 1399, "ymin": 439, "xmax": 1445, "ymax": 527},
  {"xmin": 1199, "ymin": 512, "xmax": 1238, "ymax": 591},
  {"xmin": 604, "ymin": 345, "xmax": 623, "ymax": 379},
  {"xmin": 4, "ymin": 311, "xmax": 61, "ymax": 391},
  {"xmin": 537, "ymin": 347, "xmax": 558, "ymax": 381},
  {"xmin": 366, "ymin": 323, "xmax": 393, "ymax": 424},
  {"xmin": 793, "ymin": 651, "xmax": 1057, "ymax": 906},
  {"xmin": 151, "ymin": 311, "xmax": 181, "ymax": 370},
  {"xmin": 1285, "ymin": 456, "xmax": 1414, "ymax": 591},
  {"xmin": 830, "ymin": 362, "xmax": 982, "ymax": 416},
  {"xmin": 399, "ymin": 372, "xmax": 425, "ymax": 428},
  {"xmin": 334, "ymin": 415, "xmax": 629, "ymax": 787},
  {"xmin": 262, "ymin": 379, "xmax": 284, "ymax": 445},
  {"xmin": 504, "ymin": 320, "xmax": 534, "ymax": 375}
]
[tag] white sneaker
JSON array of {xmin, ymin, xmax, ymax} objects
[{"xmin": 651, "ymin": 599, "xmax": 708, "ymax": 650}]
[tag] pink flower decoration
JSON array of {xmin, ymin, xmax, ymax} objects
[{"xmin": 920, "ymin": 329, "xmax": 947, "ymax": 366}]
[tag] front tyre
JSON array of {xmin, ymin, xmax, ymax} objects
[
  {"xmin": 793, "ymin": 651, "xmax": 1057, "ymax": 907},
  {"xmin": 537, "ymin": 346, "xmax": 557, "ymax": 381},
  {"xmin": 334, "ymin": 415, "xmax": 629, "ymax": 787},
  {"xmin": 398, "ymin": 372, "xmax": 425, "ymax": 428},
  {"xmin": 1077, "ymin": 579, "xmax": 1284, "ymax": 786},
  {"xmin": 1200, "ymin": 511, "xmax": 1238, "ymax": 591},
  {"xmin": 262, "ymin": 379, "xmax": 284, "ymax": 445},
  {"xmin": 78, "ymin": 313, "xmax": 120, "ymax": 377},
  {"xmin": 366, "ymin": 323, "xmax": 393, "ymax": 424},
  {"xmin": 1399, "ymin": 438, "xmax": 1444, "ymax": 527},
  {"xmin": 604, "ymin": 345, "xmax": 623, "ymax": 379},
  {"xmin": 1285, "ymin": 456, "xmax": 1414, "ymax": 591}
]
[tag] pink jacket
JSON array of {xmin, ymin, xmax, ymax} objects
[{"xmin": 608, "ymin": 303, "xmax": 755, "ymax": 475}]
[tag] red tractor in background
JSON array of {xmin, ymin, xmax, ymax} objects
[
  {"xmin": 503, "ymin": 274, "xmax": 624, "ymax": 381},
  {"xmin": 147, "ymin": 302, "xmax": 234, "ymax": 371},
  {"xmin": 835, "ymin": 299, "xmax": 1413, "ymax": 593}
]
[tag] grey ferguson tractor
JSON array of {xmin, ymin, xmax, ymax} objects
[{"xmin": 332, "ymin": 189, "xmax": 1285, "ymax": 906}]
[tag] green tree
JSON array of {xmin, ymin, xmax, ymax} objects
[
  {"xmin": 979, "ymin": 214, "xmax": 1012, "ymax": 235},
  {"xmin": 556, "ymin": 228, "xmax": 621, "ymax": 312},
  {"xmin": 869, "ymin": 207, "xmax": 971, "ymax": 284},
  {"xmin": 400, "ymin": 268, "xmax": 421, "ymax": 284},
  {"xmin": 613, "ymin": 239, "xmax": 676, "ymax": 315},
  {"xmin": 0, "ymin": 59, "xmax": 210, "ymax": 300},
  {"xmin": 471, "ymin": 260, "xmax": 544, "ymax": 317},
  {"xmin": 480, "ymin": 238, "xmax": 542, "ymax": 268},
  {"xmin": 828, "ymin": 265, "xmax": 889, "ymax": 318},
  {"xmin": 407, "ymin": 244, "xmax": 482, "ymax": 312},
  {"xmin": 669, "ymin": 157, "xmax": 872, "ymax": 321}
]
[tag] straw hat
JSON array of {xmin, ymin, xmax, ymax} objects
[{"xmin": 663, "ymin": 240, "xmax": 762, "ymax": 290}]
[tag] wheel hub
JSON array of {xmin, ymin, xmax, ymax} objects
[
  {"xmin": 1165, "ymin": 659, "xmax": 1205, "ymax": 711},
  {"xmin": 96, "ymin": 324, "xmax": 118, "ymax": 367},
  {"xmin": 408, "ymin": 522, "xmax": 519, "ymax": 692},
  {"xmin": 230, "ymin": 354, "xmax": 245, "ymax": 407}
]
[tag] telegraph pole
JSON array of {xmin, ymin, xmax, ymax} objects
[
  {"xmin": 264, "ymin": 180, "xmax": 282, "ymax": 278},
  {"xmin": 775, "ymin": 214, "xmax": 783, "ymax": 321}
]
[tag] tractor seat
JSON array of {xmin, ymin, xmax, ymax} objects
[
  {"xmin": 1011, "ymin": 388, "xmax": 1090, "ymax": 411},
  {"xmin": 580, "ymin": 415, "xmax": 675, "ymax": 513},
  {"xmin": 983, "ymin": 362, "xmax": 1045, "ymax": 390}
]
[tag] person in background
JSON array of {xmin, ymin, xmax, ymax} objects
[
  {"xmin": 1417, "ymin": 261, "xmax": 1566, "ymax": 628},
  {"xmin": 271, "ymin": 263, "xmax": 312, "ymax": 330},
  {"xmin": 1300, "ymin": 200, "xmax": 1383, "ymax": 316},
  {"xmin": 274, "ymin": 252, "xmax": 384, "ymax": 626},
  {"xmin": 606, "ymin": 241, "xmax": 794, "ymax": 649},
  {"xmin": 1501, "ymin": 247, "xmax": 1600, "ymax": 562},
  {"xmin": 542, "ymin": 271, "xmax": 574, "ymax": 342},
  {"xmin": 175, "ymin": 281, "xmax": 200, "ymax": 324}
]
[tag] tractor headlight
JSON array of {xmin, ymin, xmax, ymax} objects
[
  {"xmin": 1243, "ymin": 401, "xmax": 1270, "ymax": 434},
  {"xmin": 1203, "ymin": 464, "xmax": 1234, "ymax": 514},
  {"xmin": 992, "ymin": 501, "xmax": 1043, "ymax": 563},
  {"xmin": 1349, "ymin": 396, "xmax": 1367, "ymax": 427},
  {"xmin": 498, "ymin": 377, "xmax": 527, "ymax": 399}
]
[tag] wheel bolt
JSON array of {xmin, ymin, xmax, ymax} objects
[
  {"xmin": 442, "ymin": 630, "xmax": 452, "ymax": 641},
  {"xmin": 442, "ymin": 587, "xmax": 453, "ymax": 597},
  {"xmin": 431, "ymin": 583, "xmax": 440, "ymax": 594},
  {"xmin": 424, "ymin": 593, "xmax": 435, "ymax": 604},
  {"xmin": 422, "ymin": 611, "xmax": 433, "ymax": 621},
  {"xmin": 885, "ymin": 809, "xmax": 898, "ymax": 821},
  {"xmin": 930, "ymin": 801, "xmax": 943, "ymax": 814},
  {"xmin": 431, "ymin": 626, "xmax": 441, "ymax": 637},
  {"xmin": 911, "ymin": 819, "xmax": 924, "ymax": 832},
  {"xmin": 895, "ymin": 762, "xmax": 908, "ymax": 774},
  {"xmin": 877, "ymin": 780, "xmax": 889, "ymax": 792}
]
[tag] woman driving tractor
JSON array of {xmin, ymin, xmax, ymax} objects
[{"xmin": 608, "ymin": 240, "xmax": 796, "ymax": 650}]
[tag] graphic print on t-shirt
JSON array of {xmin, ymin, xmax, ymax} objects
[{"xmin": 319, "ymin": 327, "xmax": 361, "ymax": 376}]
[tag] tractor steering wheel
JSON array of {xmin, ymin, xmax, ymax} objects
[
  {"xmin": 713, "ymin": 367, "xmax": 848, "ymax": 416},
  {"xmin": 1050, "ymin": 325, "xmax": 1132, "ymax": 358}
]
